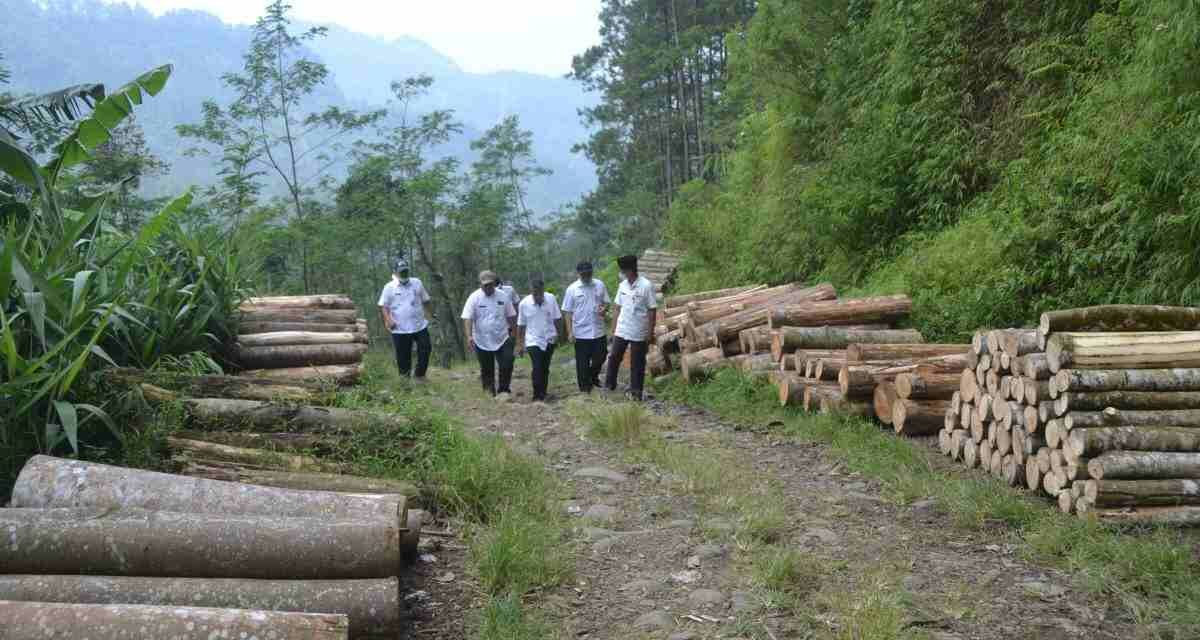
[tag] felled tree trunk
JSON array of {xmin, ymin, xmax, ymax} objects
[
  {"xmin": 167, "ymin": 437, "xmax": 333, "ymax": 472},
  {"xmin": 242, "ymin": 364, "xmax": 363, "ymax": 386},
  {"xmin": 1047, "ymin": 332, "xmax": 1200, "ymax": 372},
  {"xmin": 702, "ymin": 284, "xmax": 839, "ymax": 345},
  {"xmin": 173, "ymin": 430, "xmax": 336, "ymax": 452},
  {"xmin": 845, "ymin": 343, "xmax": 968, "ymax": 362},
  {"xmin": 1054, "ymin": 390, "xmax": 1200, "ymax": 416},
  {"xmin": 999, "ymin": 329, "xmax": 1040, "ymax": 357},
  {"xmin": 1053, "ymin": 368, "xmax": 1200, "ymax": 394},
  {"xmin": 244, "ymin": 295, "xmax": 357, "ymax": 310},
  {"xmin": 680, "ymin": 347, "xmax": 727, "ymax": 383},
  {"xmin": 178, "ymin": 461, "xmax": 417, "ymax": 496},
  {"xmin": 1081, "ymin": 505, "xmax": 1200, "ymax": 525},
  {"xmin": 1065, "ymin": 427, "xmax": 1200, "ymax": 461},
  {"xmin": 738, "ymin": 326, "xmax": 775, "ymax": 354},
  {"xmin": 0, "ymin": 601, "xmax": 348, "ymax": 640},
  {"xmin": 11, "ymin": 456, "xmax": 406, "ymax": 526},
  {"xmin": 235, "ymin": 344, "xmax": 367, "ymax": 370},
  {"xmin": 683, "ymin": 283, "xmax": 810, "ymax": 330},
  {"xmin": 106, "ymin": 369, "xmax": 331, "ymax": 404},
  {"xmin": 819, "ymin": 395, "xmax": 874, "ymax": 417},
  {"xmin": 766, "ymin": 295, "xmax": 912, "ymax": 330},
  {"xmin": 803, "ymin": 382, "xmax": 843, "ymax": 413},
  {"xmin": 1087, "ymin": 451, "xmax": 1200, "ymax": 480},
  {"xmin": 663, "ymin": 285, "xmax": 764, "ymax": 309},
  {"xmin": 241, "ymin": 321, "xmax": 368, "ymax": 335},
  {"xmin": 769, "ymin": 327, "xmax": 922, "ymax": 361},
  {"xmin": 1083, "ymin": 479, "xmax": 1200, "ymax": 508},
  {"xmin": 648, "ymin": 347, "xmax": 672, "ymax": 377},
  {"xmin": 873, "ymin": 382, "xmax": 899, "ymax": 425},
  {"xmin": 0, "ymin": 575, "xmax": 396, "ymax": 638},
  {"xmin": 892, "ymin": 400, "xmax": 953, "ymax": 437},
  {"xmin": 242, "ymin": 308, "xmax": 358, "ymax": 325},
  {"xmin": 894, "ymin": 371, "xmax": 960, "ymax": 400},
  {"xmin": 1063, "ymin": 408, "xmax": 1200, "ymax": 430},
  {"xmin": 238, "ymin": 332, "xmax": 367, "ymax": 348},
  {"xmin": 0, "ymin": 508, "xmax": 403, "ymax": 579},
  {"xmin": 1016, "ymin": 353, "xmax": 1052, "ymax": 380},
  {"xmin": 142, "ymin": 385, "xmax": 410, "ymax": 433},
  {"xmin": 1039, "ymin": 305, "xmax": 1200, "ymax": 336}
]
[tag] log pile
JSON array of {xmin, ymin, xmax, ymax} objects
[
  {"xmin": 639, "ymin": 248, "xmax": 684, "ymax": 304},
  {"xmin": 236, "ymin": 295, "xmax": 368, "ymax": 385},
  {"xmin": 936, "ymin": 305, "xmax": 1200, "ymax": 524}
]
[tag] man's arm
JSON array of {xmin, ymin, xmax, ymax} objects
[
  {"xmin": 555, "ymin": 318, "xmax": 565, "ymax": 345},
  {"xmin": 610, "ymin": 304, "xmax": 621, "ymax": 337},
  {"xmin": 378, "ymin": 305, "xmax": 393, "ymax": 331},
  {"xmin": 463, "ymin": 319, "xmax": 474, "ymax": 349},
  {"xmin": 562, "ymin": 312, "xmax": 574, "ymax": 341},
  {"xmin": 647, "ymin": 313, "xmax": 657, "ymax": 345}
]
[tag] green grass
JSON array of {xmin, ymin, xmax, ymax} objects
[{"xmin": 658, "ymin": 369, "xmax": 1200, "ymax": 628}]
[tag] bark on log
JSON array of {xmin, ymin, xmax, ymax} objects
[
  {"xmin": 1064, "ymin": 408, "xmax": 1200, "ymax": 430},
  {"xmin": 819, "ymin": 395, "xmax": 874, "ymax": 417},
  {"xmin": 238, "ymin": 332, "xmax": 367, "ymax": 348},
  {"xmin": 1054, "ymin": 391, "xmax": 1200, "ymax": 416},
  {"xmin": 241, "ymin": 322, "xmax": 369, "ymax": 335},
  {"xmin": 803, "ymin": 383, "xmax": 843, "ymax": 413},
  {"xmin": 1016, "ymin": 354, "xmax": 1051, "ymax": 381},
  {"xmin": 1088, "ymin": 451, "xmax": 1200, "ymax": 480},
  {"xmin": 179, "ymin": 462, "xmax": 417, "ymax": 496},
  {"xmin": 738, "ymin": 326, "xmax": 774, "ymax": 354},
  {"xmin": 0, "ymin": 575, "xmax": 396, "ymax": 638},
  {"xmin": 242, "ymin": 364, "xmax": 363, "ymax": 386},
  {"xmin": 173, "ymin": 430, "xmax": 335, "ymax": 452},
  {"xmin": 0, "ymin": 508, "xmax": 403, "ymax": 579},
  {"xmin": 1000, "ymin": 329, "xmax": 1040, "ymax": 357},
  {"xmin": 1084, "ymin": 479, "xmax": 1200, "ymax": 508},
  {"xmin": 144, "ymin": 387, "xmax": 412, "ymax": 433},
  {"xmin": 895, "ymin": 372, "xmax": 960, "ymax": 400},
  {"xmin": 845, "ymin": 343, "xmax": 969, "ymax": 363},
  {"xmin": 766, "ymin": 294, "xmax": 911, "ymax": 330},
  {"xmin": 704, "ymin": 284, "xmax": 839, "ymax": 344},
  {"xmin": 1039, "ymin": 305, "xmax": 1200, "ymax": 336},
  {"xmin": 235, "ymin": 344, "xmax": 367, "ymax": 370},
  {"xmin": 685, "ymin": 284, "xmax": 822, "ymax": 335},
  {"xmin": 244, "ymin": 295, "xmax": 357, "ymax": 310},
  {"xmin": 737, "ymin": 353, "xmax": 778, "ymax": 375},
  {"xmin": 814, "ymin": 358, "xmax": 849, "ymax": 381},
  {"xmin": 0, "ymin": 601, "xmax": 348, "ymax": 639},
  {"xmin": 241, "ymin": 309, "xmax": 358, "ymax": 325},
  {"xmin": 105, "ymin": 369, "xmax": 331, "ymax": 404},
  {"xmin": 874, "ymin": 383, "xmax": 898, "ymax": 425},
  {"xmin": 1047, "ymin": 332, "xmax": 1200, "ymax": 372},
  {"xmin": 167, "ymin": 437, "xmax": 332, "ymax": 472},
  {"xmin": 1054, "ymin": 368, "xmax": 1200, "ymax": 394},
  {"xmin": 664, "ymin": 285, "xmax": 763, "ymax": 309},
  {"xmin": 681, "ymin": 347, "xmax": 728, "ymax": 383},
  {"xmin": 1080, "ymin": 505, "xmax": 1200, "ymax": 525},
  {"xmin": 893, "ymin": 400, "xmax": 952, "ymax": 436},
  {"xmin": 972, "ymin": 331, "xmax": 990, "ymax": 356},
  {"xmin": 1023, "ymin": 379, "xmax": 1051, "ymax": 406},
  {"xmin": 1066, "ymin": 427, "xmax": 1200, "ymax": 461},
  {"xmin": 1003, "ymin": 456, "xmax": 1024, "ymax": 487},
  {"xmin": 769, "ymin": 327, "xmax": 921, "ymax": 360}
]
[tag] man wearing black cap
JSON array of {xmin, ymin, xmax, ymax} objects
[
  {"xmin": 377, "ymin": 259, "xmax": 433, "ymax": 379},
  {"xmin": 605, "ymin": 255, "xmax": 656, "ymax": 400},
  {"xmin": 561, "ymin": 260, "xmax": 611, "ymax": 393}
]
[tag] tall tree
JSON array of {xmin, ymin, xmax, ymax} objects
[{"xmin": 470, "ymin": 115, "xmax": 551, "ymax": 268}]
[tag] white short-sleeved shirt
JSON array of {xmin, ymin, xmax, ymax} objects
[
  {"xmin": 461, "ymin": 288, "xmax": 516, "ymax": 352},
  {"xmin": 614, "ymin": 276, "xmax": 657, "ymax": 342},
  {"xmin": 377, "ymin": 277, "xmax": 431, "ymax": 335},
  {"xmin": 518, "ymin": 293, "xmax": 562, "ymax": 350},
  {"xmin": 500, "ymin": 284, "xmax": 517, "ymax": 305},
  {"xmin": 561, "ymin": 279, "xmax": 610, "ymax": 340}
]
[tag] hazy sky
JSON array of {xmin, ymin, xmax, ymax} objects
[{"xmin": 105, "ymin": 0, "xmax": 604, "ymax": 76}]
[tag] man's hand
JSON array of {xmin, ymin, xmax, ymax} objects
[
  {"xmin": 516, "ymin": 344, "xmax": 526, "ymax": 358},
  {"xmin": 468, "ymin": 337, "xmax": 476, "ymax": 351}
]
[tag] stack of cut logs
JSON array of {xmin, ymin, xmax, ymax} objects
[
  {"xmin": 237, "ymin": 295, "xmax": 369, "ymax": 385},
  {"xmin": 639, "ymin": 248, "xmax": 683, "ymax": 305},
  {"xmin": 0, "ymin": 369, "xmax": 426, "ymax": 638},
  {"xmin": 938, "ymin": 305, "xmax": 1200, "ymax": 524}
]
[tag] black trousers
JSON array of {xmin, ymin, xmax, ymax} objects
[
  {"xmin": 573, "ymin": 336, "xmax": 607, "ymax": 392},
  {"xmin": 605, "ymin": 336, "xmax": 648, "ymax": 399},
  {"xmin": 528, "ymin": 344, "xmax": 556, "ymax": 400},
  {"xmin": 390, "ymin": 329, "xmax": 432, "ymax": 378},
  {"xmin": 475, "ymin": 338, "xmax": 515, "ymax": 395}
]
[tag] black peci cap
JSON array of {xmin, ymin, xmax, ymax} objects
[
  {"xmin": 576, "ymin": 261, "xmax": 593, "ymax": 273},
  {"xmin": 617, "ymin": 255, "xmax": 638, "ymax": 271}
]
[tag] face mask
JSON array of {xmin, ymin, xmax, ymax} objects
[{"xmin": 399, "ymin": 275, "xmax": 410, "ymax": 284}]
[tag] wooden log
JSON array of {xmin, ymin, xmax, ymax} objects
[
  {"xmin": 1026, "ymin": 458, "xmax": 1043, "ymax": 491},
  {"xmin": 963, "ymin": 438, "xmax": 979, "ymax": 468},
  {"xmin": 996, "ymin": 423, "xmax": 1013, "ymax": 456},
  {"xmin": 986, "ymin": 370, "xmax": 1001, "ymax": 395},
  {"xmin": 179, "ymin": 463, "xmax": 417, "ymax": 496},
  {"xmin": 1059, "ymin": 491, "xmax": 1075, "ymax": 513},
  {"xmin": 1054, "ymin": 368, "xmax": 1200, "ymax": 394},
  {"xmin": 766, "ymin": 294, "xmax": 911, "ymax": 330},
  {"xmin": 1024, "ymin": 406, "xmax": 1041, "ymax": 434},
  {"xmin": 705, "ymin": 284, "xmax": 841, "ymax": 345},
  {"xmin": 893, "ymin": 400, "xmax": 952, "ymax": 436},
  {"xmin": 895, "ymin": 371, "xmax": 960, "ymax": 400},
  {"xmin": 1023, "ymin": 379, "xmax": 1051, "ymax": 406},
  {"xmin": 238, "ymin": 332, "xmax": 367, "ymax": 348},
  {"xmin": 1053, "ymin": 391, "xmax": 1200, "ymax": 416},
  {"xmin": 173, "ymin": 430, "xmax": 335, "ymax": 452},
  {"xmin": 167, "ymin": 437, "xmax": 332, "ymax": 472},
  {"xmin": 845, "ymin": 343, "xmax": 969, "ymax": 363},
  {"xmin": 690, "ymin": 284, "xmax": 835, "ymax": 342},
  {"xmin": 142, "ymin": 386, "xmax": 410, "ymax": 433},
  {"xmin": 1080, "ymin": 505, "xmax": 1200, "ymax": 525},
  {"xmin": 0, "ymin": 508, "xmax": 403, "ymax": 579},
  {"xmin": 1016, "ymin": 354, "xmax": 1051, "ymax": 381},
  {"xmin": 720, "ymin": 337, "xmax": 744, "ymax": 357},
  {"xmin": 0, "ymin": 601, "xmax": 348, "ymax": 639},
  {"xmin": 873, "ymin": 383, "xmax": 899, "ymax": 425},
  {"xmin": 814, "ymin": 358, "xmax": 849, "ymax": 381},
  {"xmin": 979, "ymin": 439, "xmax": 994, "ymax": 469},
  {"xmin": 939, "ymin": 429, "xmax": 953, "ymax": 455},
  {"xmin": 1038, "ymin": 401, "xmax": 1055, "ymax": 425},
  {"xmin": 105, "ymin": 369, "xmax": 331, "ymax": 404},
  {"xmin": 999, "ymin": 374, "xmax": 1014, "ymax": 400},
  {"xmin": 1040, "ymin": 305, "xmax": 1200, "ymax": 336},
  {"xmin": 1064, "ymin": 408, "xmax": 1200, "ymax": 430},
  {"xmin": 949, "ymin": 431, "xmax": 964, "ymax": 460},
  {"xmin": 778, "ymin": 375, "xmax": 806, "ymax": 407},
  {"xmin": 1084, "ymin": 479, "xmax": 1200, "ymax": 508},
  {"xmin": 971, "ymin": 331, "xmax": 990, "ymax": 356},
  {"xmin": 241, "ymin": 308, "xmax": 358, "ymax": 325},
  {"xmin": 1003, "ymin": 456, "xmax": 1023, "ymax": 487},
  {"xmin": 1043, "ymin": 470, "xmax": 1061, "ymax": 496},
  {"xmin": 681, "ymin": 347, "xmax": 728, "ymax": 383},
  {"xmin": 236, "ymin": 344, "xmax": 366, "ymax": 370},
  {"xmin": 738, "ymin": 326, "xmax": 774, "ymax": 354},
  {"xmin": 960, "ymin": 400, "xmax": 973, "ymax": 430},
  {"xmin": 769, "ymin": 326, "xmax": 921, "ymax": 360},
  {"xmin": 242, "ymin": 364, "xmax": 363, "ymax": 386},
  {"xmin": 11, "ymin": 456, "xmax": 407, "ymax": 526},
  {"xmin": 0, "ymin": 575, "xmax": 395, "ymax": 638},
  {"xmin": 737, "ymin": 353, "xmax": 778, "ymax": 375},
  {"xmin": 1045, "ymin": 419, "xmax": 1066, "ymax": 449},
  {"xmin": 663, "ymin": 285, "xmax": 763, "ymax": 309},
  {"xmin": 241, "ymin": 321, "xmax": 369, "ymax": 335},
  {"xmin": 1088, "ymin": 451, "xmax": 1200, "ymax": 480},
  {"xmin": 1000, "ymin": 329, "xmax": 1040, "ymax": 357},
  {"xmin": 818, "ymin": 395, "xmax": 874, "ymax": 417},
  {"xmin": 1047, "ymin": 332, "xmax": 1200, "ymax": 372},
  {"xmin": 1066, "ymin": 427, "xmax": 1200, "ymax": 462},
  {"xmin": 672, "ymin": 284, "xmax": 796, "ymax": 327},
  {"xmin": 989, "ymin": 449, "xmax": 1005, "ymax": 476},
  {"xmin": 244, "ymin": 294, "xmax": 357, "ymax": 310},
  {"xmin": 803, "ymin": 383, "xmax": 843, "ymax": 413},
  {"xmin": 960, "ymin": 368, "xmax": 979, "ymax": 402},
  {"xmin": 1037, "ymin": 447, "xmax": 1052, "ymax": 474}
]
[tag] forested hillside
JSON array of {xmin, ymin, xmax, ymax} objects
[
  {"xmin": 1, "ymin": 0, "xmax": 597, "ymax": 213},
  {"xmin": 580, "ymin": 0, "xmax": 1200, "ymax": 341}
]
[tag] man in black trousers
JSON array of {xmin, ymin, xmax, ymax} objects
[
  {"xmin": 561, "ymin": 261, "xmax": 611, "ymax": 393},
  {"xmin": 377, "ymin": 259, "xmax": 433, "ymax": 380},
  {"xmin": 516, "ymin": 278, "xmax": 564, "ymax": 402},
  {"xmin": 605, "ymin": 255, "xmax": 656, "ymax": 401}
]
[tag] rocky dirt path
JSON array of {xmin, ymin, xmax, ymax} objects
[{"xmin": 414, "ymin": 354, "xmax": 1136, "ymax": 639}]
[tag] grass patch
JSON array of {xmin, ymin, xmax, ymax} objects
[
  {"xmin": 658, "ymin": 369, "xmax": 1200, "ymax": 627},
  {"xmin": 752, "ymin": 546, "xmax": 824, "ymax": 609},
  {"xmin": 478, "ymin": 594, "xmax": 553, "ymax": 640},
  {"xmin": 814, "ymin": 563, "xmax": 925, "ymax": 640}
]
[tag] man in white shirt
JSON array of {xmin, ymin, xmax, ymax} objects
[
  {"xmin": 461, "ymin": 270, "xmax": 518, "ymax": 398},
  {"xmin": 561, "ymin": 261, "xmax": 610, "ymax": 393},
  {"xmin": 605, "ymin": 255, "xmax": 657, "ymax": 401},
  {"xmin": 377, "ymin": 259, "xmax": 433, "ymax": 379},
  {"xmin": 499, "ymin": 279, "xmax": 518, "ymax": 306},
  {"xmin": 516, "ymin": 278, "xmax": 564, "ymax": 402}
]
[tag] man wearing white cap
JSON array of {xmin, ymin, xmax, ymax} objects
[
  {"xmin": 377, "ymin": 259, "xmax": 433, "ymax": 379},
  {"xmin": 461, "ymin": 270, "xmax": 518, "ymax": 397}
]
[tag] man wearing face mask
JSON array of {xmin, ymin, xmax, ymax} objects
[
  {"xmin": 605, "ymin": 255, "xmax": 656, "ymax": 401},
  {"xmin": 516, "ymin": 278, "xmax": 563, "ymax": 403},
  {"xmin": 561, "ymin": 261, "xmax": 610, "ymax": 393},
  {"xmin": 377, "ymin": 259, "xmax": 433, "ymax": 380},
  {"xmin": 462, "ymin": 270, "xmax": 518, "ymax": 398}
]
